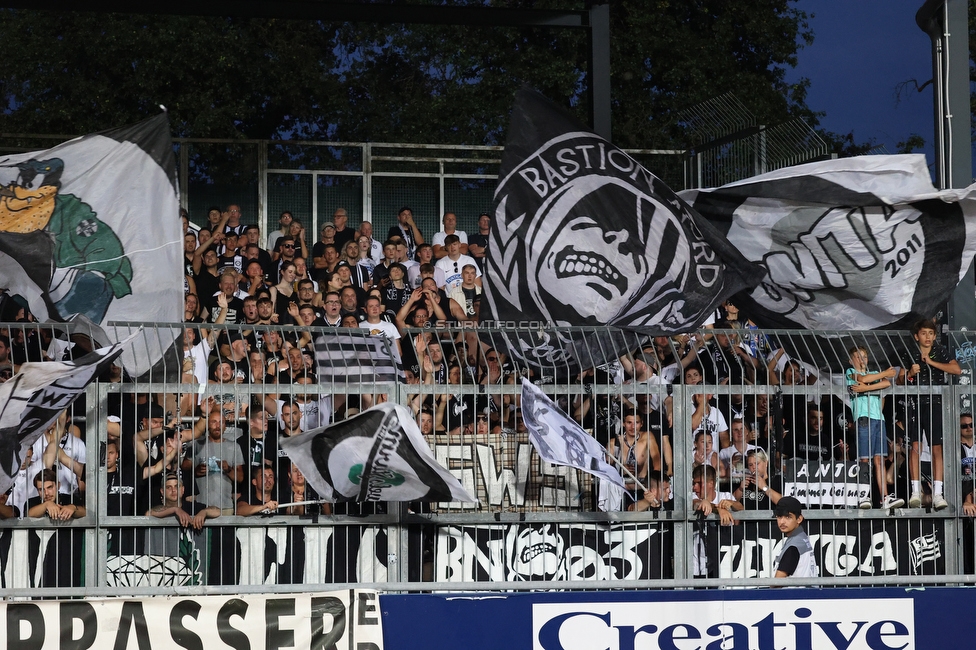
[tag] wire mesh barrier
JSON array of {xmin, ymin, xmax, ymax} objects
[{"xmin": 3, "ymin": 323, "xmax": 976, "ymax": 596}]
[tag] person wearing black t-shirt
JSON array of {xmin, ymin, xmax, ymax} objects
[
  {"xmin": 237, "ymin": 466, "xmax": 279, "ymax": 516},
  {"xmin": 467, "ymin": 212, "xmax": 490, "ymax": 272},
  {"xmin": 733, "ymin": 449, "xmax": 783, "ymax": 511},
  {"xmin": 901, "ymin": 318, "xmax": 962, "ymax": 509},
  {"xmin": 387, "ymin": 207, "xmax": 424, "ymax": 261},
  {"xmin": 106, "ymin": 438, "xmax": 141, "ymax": 554},
  {"xmin": 783, "ymin": 406, "xmax": 834, "ymax": 463}
]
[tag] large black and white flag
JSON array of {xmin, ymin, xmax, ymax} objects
[
  {"xmin": 680, "ymin": 154, "xmax": 976, "ymax": 329},
  {"xmin": 520, "ymin": 379, "xmax": 625, "ymax": 489},
  {"xmin": 314, "ymin": 331, "xmax": 402, "ymax": 385},
  {"xmin": 0, "ymin": 114, "xmax": 181, "ymax": 374},
  {"xmin": 0, "ymin": 333, "xmax": 135, "ymax": 492},
  {"xmin": 280, "ymin": 403, "xmax": 476, "ymax": 503},
  {"xmin": 482, "ymin": 88, "xmax": 762, "ymax": 370}
]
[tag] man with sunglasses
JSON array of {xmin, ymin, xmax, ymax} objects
[
  {"xmin": 962, "ymin": 413, "xmax": 976, "ymax": 516},
  {"xmin": 274, "ymin": 236, "xmax": 299, "ymax": 283}
]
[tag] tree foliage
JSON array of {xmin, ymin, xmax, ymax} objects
[{"xmin": 0, "ymin": 1, "xmax": 818, "ymax": 149}]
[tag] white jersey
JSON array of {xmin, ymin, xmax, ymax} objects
[{"xmin": 435, "ymin": 253, "xmax": 480, "ymax": 291}]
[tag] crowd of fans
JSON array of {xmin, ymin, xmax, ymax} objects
[{"xmin": 2, "ymin": 202, "xmax": 975, "ymax": 586}]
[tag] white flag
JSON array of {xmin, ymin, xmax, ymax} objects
[
  {"xmin": 0, "ymin": 114, "xmax": 181, "ymax": 375},
  {"xmin": 681, "ymin": 154, "xmax": 976, "ymax": 330},
  {"xmin": 520, "ymin": 378, "xmax": 625, "ymax": 489},
  {"xmin": 0, "ymin": 333, "xmax": 135, "ymax": 492},
  {"xmin": 280, "ymin": 402, "xmax": 477, "ymax": 503}
]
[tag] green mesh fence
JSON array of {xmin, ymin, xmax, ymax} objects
[
  {"xmin": 370, "ymin": 176, "xmax": 441, "ymax": 240},
  {"xmin": 317, "ymin": 175, "xmax": 364, "ymax": 229},
  {"xmin": 443, "ymin": 178, "xmax": 497, "ymax": 233},
  {"xmin": 0, "ymin": 137, "xmax": 684, "ymax": 238},
  {"xmin": 267, "ymin": 173, "xmax": 313, "ymax": 227},
  {"xmin": 183, "ymin": 141, "xmax": 260, "ymax": 228}
]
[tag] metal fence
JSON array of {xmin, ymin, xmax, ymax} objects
[{"xmin": 3, "ymin": 322, "xmax": 976, "ymax": 597}]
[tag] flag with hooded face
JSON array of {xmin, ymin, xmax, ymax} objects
[
  {"xmin": 520, "ymin": 379, "xmax": 626, "ymax": 491},
  {"xmin": 279, "ymin": 402, "xmax": 476, "ymax": 503},
  {"xmin": 680, "ymin": 154, "xmax": 976, "ymax": 330},
  {"xmin": 0, "ymin": 333, "xmax": 135, "ymax": 493},
  {"xmin": 0, "ymin": 114, "xmax": 181, "ymax": 375},
  {"xmin": 482, "ymin": 88, "xmax": 763, "ymax": 371}
]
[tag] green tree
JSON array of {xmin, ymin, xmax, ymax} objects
[
  {"xmin": 0, "ymin": 1, "xmax": 819, "ymax": 150},
  {"xmin": 0, "ymin": 12, "xmax": 340, "ymax": 138}
]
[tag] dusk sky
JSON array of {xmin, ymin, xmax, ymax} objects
[{"xmin": 786, "ymin": 0, "xmax": 943, "ymax": 178}]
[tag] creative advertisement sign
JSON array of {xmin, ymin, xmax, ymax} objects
[
  {"xmin": 379, "ymin": 588, "xmax": 976, "ymax": 650},
  {"xmin": 532, "ymin": 598, "xmax": 914, "ymax": 650}
]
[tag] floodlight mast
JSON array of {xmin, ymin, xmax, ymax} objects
[{"xmin": 917, "ymin": 0, "xmax": 974, "ymax": 330}]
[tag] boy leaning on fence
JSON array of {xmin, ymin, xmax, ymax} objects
[
  {"xmin": 846, "ymin": 346, "xmax": 904, "ymax": 511},
  {"xmin": 900, "ymin": 319, "xmax": 962, "ymax": 510}
]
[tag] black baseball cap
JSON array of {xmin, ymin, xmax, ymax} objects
[{"xmin": 774, "ymin": 496, "xmax": 803, "ymax": 517}]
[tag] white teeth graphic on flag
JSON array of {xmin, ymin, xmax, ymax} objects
[
  {"xmin": 520, "ymin": 378, "xmax": 625, "ymax": 491},
  {"xmin": 280, "ymin": 403, "xmax": 476, "ymax": 503},
  {"xmin": 0, "ymin": 332, "xmax": 136, "ymax": 493},
  {"xmin": 0, "ymin": 114, "xmax": 181, "ymax": 375},
  {"xmin": 680, "ymin": 154, "xmax": 976, "ymax": 330},
  {"xmin": 314, "ymin": 332, "xmax": 402, "ymax": 384},
  {"xmin": 481, "ymin": 87, "xmax": 763, "ymax": 372}
]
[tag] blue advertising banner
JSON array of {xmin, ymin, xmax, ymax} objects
[{"xmin": 380, "ymin": 587, "xmax": 976, "ymax": 650}]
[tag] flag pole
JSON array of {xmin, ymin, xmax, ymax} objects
[
  {"xmin": 262, "ymin": 499, "xmax": 330, "ymax": 514},
  {"xmin": 604, "ymin": 453, "xmax": 648, "ymax": 493}
]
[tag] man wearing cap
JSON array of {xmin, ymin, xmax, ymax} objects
[
  {"xmin": 772, "ymin": 496, "xmax": 819, "ymax": 578},
  {"xmin": 312, "ymin": 234, "xmax": 340, "ymax": 284},
  {"xmin": 435, "ymin": 234, "xmax": 481, "ymax": 292}
]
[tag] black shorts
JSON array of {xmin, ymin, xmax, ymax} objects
[{"xmin": 910, "ymin": 399, "xmax": 944, "ymax": 447}]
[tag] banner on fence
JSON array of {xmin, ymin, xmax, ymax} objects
[
  {"xmin": 715, "ymin": 518, "xmax": 944, "ymax": 578},
  {"xmin": 435, "ymin": 522, "xmax": 668, "ymax": 582},
  {"xmin": 106, "ymin": 526, "xmax": 385, "ymax": 589},
  {"xmin": 1, "ymin": 590, "xmax": 383, "ymax": 650},
  {"xmin": 782, "ymin": 459, "xmax": 871, "ymax": 507},
  {"xmin": 0, "ymin": 114, "xmax": 181, "ymax": 375},
  {"xmin": 427, "ymin": 432, "xmax": 595, "ymax": 511}
]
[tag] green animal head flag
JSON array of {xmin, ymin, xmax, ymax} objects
[{"xmin": 0, "ymin": 113, "xmax": 181, "ymax": 375}]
